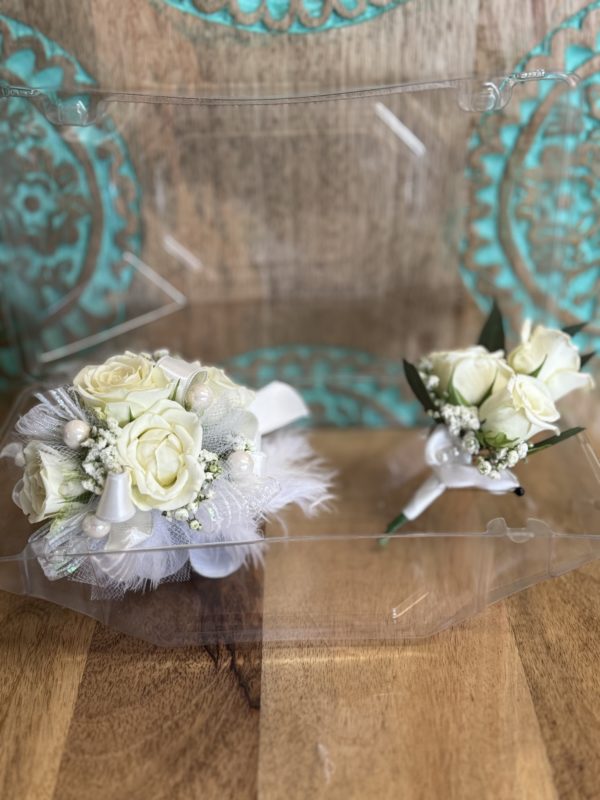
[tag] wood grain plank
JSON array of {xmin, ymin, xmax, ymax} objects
[
  {"xmin": 257, "ymin": 428, "xmax": 566, "ymax": 799},
  {"xmin": 258, "ymin": 606, "xmax": 557, "ymax": 800},
  {"xmin": 0, "ymin": 593, "xmax": 95, "ymax": 800},
  {"xmin": 474, "ymin": 0, "xmax": 588, "ymax": 74},
  {"xmin": 507, "ymin": 564, "xmax": 600, "ymax": 800},
  {"xmin": 52, "ymin": 627, "xmax": 261, "ymax": 800}
]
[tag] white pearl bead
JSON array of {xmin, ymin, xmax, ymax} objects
[
  {"xmin": 227, "ymin": 451, "xmax": 254, "ymax": 479},
  {"xmin": 82, "ymin": 514, "xmax": 111, "ymax": 539},
  {"xmin": 63, "ymin": 419, "xmax": 91, "ymax": 449},
  {"xmin": 186, "ymin": 383, "xmax": 214, "ymax": 412}
]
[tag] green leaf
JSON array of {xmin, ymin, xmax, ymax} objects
[
  {"xmin": 478, "ymin": 381, "xmax": 495, "ymax": 407},
  {"xmin": 562, "ymin": 321, "xmax": 587, "ymax": 337},
  {"xmin": 581, "ymin": 351, "xmax": 596, "ymax": 368},
  {"xmin": 403, "ymin": 360, "xmax": 435, "ymax": 412},
  {"xmin": 448, "ymin": 380, "xmax": 469, "ymax": 407},
  {"xmin": 476, "ymin": 430, "xmax": 488, "ymax": 447},
  {"xmin": 528, "ymin": 355, "xmax": 547, "ymax": 378},
  {"xmin": 528, "ymin": 426, "xmax": 585, "ymax": 455},
  {"xmin": 477, "ymin": 299, "xmax": 505, "ymax": 352}
]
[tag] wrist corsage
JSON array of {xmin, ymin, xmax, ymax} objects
[
  {"xmin": 2, "ymin": 351, "xmax": 334, "ymax": 593},
  {"xmin": 385, "ymin": 303, "xmax": 595, "ymax": 537}
]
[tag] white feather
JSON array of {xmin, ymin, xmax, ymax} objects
[{"xmin": 261, "ymin": 430, "xmax": 335, "ymax": 518}]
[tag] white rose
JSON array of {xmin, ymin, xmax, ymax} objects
[
  {"xmin": 429, "ymin": 346, "xmax": 511, "ymax": 405},
  {"xmin": 479, "ymin": 374, "xmax": 560, "ymax": 445},
  {"xmin": 15, "ymin": 441, "xmax": 85, "ymax": 523},
  {"xmin": 74, "ymin": 352, "xmax": 175, "ymax": 425},
  {"xmin": 116, "ymin": 399, "xmax": 205, "ymax": 511},
  {"xmin": 508, "ymin": 321, "xmax": 594, "ymax": 402},
  {"xmin": 188, "ymin": 366, "xmax": 255, "ymax": 410}
]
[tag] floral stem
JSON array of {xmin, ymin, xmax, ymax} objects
[{"xmin": 379, "ymin": 512, "xmax": 408, "ymax": 547}]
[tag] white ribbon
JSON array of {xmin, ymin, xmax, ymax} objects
[
  {"xmin": 156, "ymin": 355, "xmax": 203, "ymax": 404},
  {"xmin": 248, "ymin": 381, "xmax": 310, "ymax": 435},
  {"xmin": 402, "ymin": 426, "xmax": 519, "ymax": 520},
  {"xmin": 0, "ymin": 442, "xmax": 25, "ymax": 467}
]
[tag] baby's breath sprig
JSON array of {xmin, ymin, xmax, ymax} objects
[
  {"xmin": 417, "ymin": 359, "xmax": 440, "ymax": 395},
  {"xmin": 476, "ymin": 442, "xmax": 529, "ymax": 479},
  {"xmin": 226, "ymin": 433, "xmax": 254, "ymax": 453},
  {"xmin": 80, "ymin": 417, "xmax": 123, "ymax": 495}
]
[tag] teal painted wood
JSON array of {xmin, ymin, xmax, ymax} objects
[
  {"xmin": 462, "ymin": 1, "xmax": 600, "ymax": 348},
  {"xmin": 0, "ymin": 14, "xmax": 142, "ymax": 388},
  {"xmin": 156, "ymin": 0, "xmax": 409, "ymax": 34},
  {"xmin": 226, "ymin": 346, "xmax": 421, "ymax": 427}
]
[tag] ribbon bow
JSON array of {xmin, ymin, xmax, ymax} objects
[{"xmin": 401, "ymin": 426, "xmax": 519, "ymax": 522}]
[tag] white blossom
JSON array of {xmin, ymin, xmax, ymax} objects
[
  {"xmin": 506, "ymin": 450, "xmax": 518, "ymax": 468},
  {"xmin": 477, "ymin": 458, "xmax": 492, "ymax": 476},
  {"xmin": 508, "ymin": 323, "xmax": 594, "ymax": 402},
  {"xmin": 517, "ymin": 442, "xmax": 529, "ymax": 459}
]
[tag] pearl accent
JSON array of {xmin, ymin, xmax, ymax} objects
[
  {"xmin": 63, "ymin": 419, "xmax": 91, "ymax": 449},
  {"xmin": 82, "ymin": 514, "xmax": 111, "ymax": 539},
  {"xmin": 186, "ymin": 382, "xmax": 214, "ymax": 412},
  {"xmin": 227, "ymin": 450, "xmax": 254, "ymax": 479}
]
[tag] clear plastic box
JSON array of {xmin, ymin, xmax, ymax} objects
[{"xmin": 1, "ymin": 68, "xmax": 599, "ymax": 646}]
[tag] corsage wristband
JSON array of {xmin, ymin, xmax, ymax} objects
[{"xmin": 1, "ymin": 350, "xmax": 334, "ymax": 594}]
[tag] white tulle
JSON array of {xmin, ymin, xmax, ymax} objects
[{"xmin": 93, "ymin": 430, "xmax": 334, "ymax": 592}]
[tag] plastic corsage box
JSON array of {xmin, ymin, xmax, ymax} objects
[{"xmin": 1, "ymin": 64, "xmax": 599, "ymax": 646}]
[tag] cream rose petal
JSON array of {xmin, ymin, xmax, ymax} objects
[
  {"xmin": 452, "ymin": 358, "xmax": 499, "ymax": 405},
  {"xmin": 429, "ymin": 346, "xmax": 507, "ymax": 404},
  {"xmin": 545, "ymin": 369, "xmax": 594, "ymax": 402},
  {"xmin": 480, "ymin": 375, "xmax": 560, "ymax": 444},
  {"xmin": 508, "ymin": 324, "xmax": 594, "ymax": 403},
  {"xmin": 74, "ymin": 353, "xmax": 175, "ymax": 424},
  {"xmin": 117, "ymin": 399, "xmax": 205, "ymax": 512},
  {"xmin": 16, "ymin": 441, "xmax": 84, "ymax": 523}
]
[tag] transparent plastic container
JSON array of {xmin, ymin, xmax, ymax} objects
[{"xmin": 1, "ymin": 68, "xmax": 599, "ymax": 646}]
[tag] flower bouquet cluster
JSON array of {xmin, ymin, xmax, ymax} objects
[
  {"xmin": 2, "ymin": 351, "xmax": 333, "ymax": 593},
  {"xmin": 386, "ymin": 303, "xmax": 594, "ymax": 534}
]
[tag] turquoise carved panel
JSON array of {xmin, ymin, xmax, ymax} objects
[
  {"xmin": 461, "ymin": 1, "xmax": 600, "ymax": 348},
  {"xmin": 0, "ymin": 14, "xmax": 142, "ymax": 387},
  {"xmin": 155, "ymin": 0, "xmax": 410, "ymax": 34}
]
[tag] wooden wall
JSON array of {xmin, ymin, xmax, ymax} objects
[{"xmin": 0, "ymin": 0, "xmax": 596, "ymax": 380}]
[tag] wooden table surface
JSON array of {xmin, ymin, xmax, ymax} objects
[{"xmin": 1, "ymin": 425, "xmax": 600, "ymax": 800}]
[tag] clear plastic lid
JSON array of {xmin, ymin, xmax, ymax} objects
[
  {"xmin": 1, "ymin": 68, "xmax": 598, "ymax": 645},
  {"xmin": 0, "ymin": 70, "xmax": 591, "ymax": 379}
]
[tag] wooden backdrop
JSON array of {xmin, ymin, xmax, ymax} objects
[
  {"xmin": 2, "ymin": 3, "xmax": 600, "ymax": 799},
  {"xmin": 0, "ymin": 0, "xmax": 597, "ymax": 385}
]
